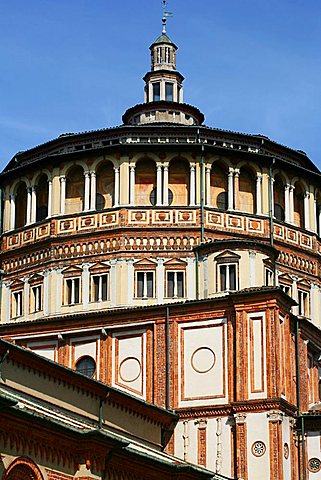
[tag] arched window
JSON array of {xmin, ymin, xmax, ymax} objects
[
  {"xmin": 15, "ymin": 182, "xmax": 27, "ymax": 229},
  {"xmin": 211, "ymin": 163, "xmax": 228, "ymax": 210},
  {"xmin": 36, "ymin": 174, "xmax": 48, "ymax": 222},
  {"xmin": 96, "ymin": 162, "xmax": 114, "ymax": 210},
  {"xmin": 239, "ymin": 167, "xmax": 256, "ymax": 214},
  {"xmin": 65, "ymin": 166, "xmax": 85, "ymax": 214},
  {"xmin": 135, "ymin": 159, "xmax": 156, "ymax": 206},
  {"xmin": 2, "ymin": 457, "xmax": 44, "ymax": 480},
  {"xmin": 76, "ymin": 356, "xmax": 96, "ymax": 378},
  {"xmin": 168, "ymin": 158, "xmax": 189, "ymax": 206},
  {"xmin": 293, "ymin": 181, "xmax": 305, "ymax": 228},
  {"xmin": 274, "ymin": 175, "xmax": 285, "ymax": 222}
]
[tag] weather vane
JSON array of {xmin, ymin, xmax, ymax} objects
[{"xmin": 162, "ymin": 0, "xmax": 173, "ymax": 34}]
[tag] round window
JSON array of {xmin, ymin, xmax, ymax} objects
[
  {"xmin": 308, "ymin": 458, "xmax": 321, "ymax": 473},
  {"xmin": 251, "ymin": 441, "xmax": 266, "ymax": 457},
  {"xmin": 76, "ymin": 356, "xmax": 96, "ymax": 378}
]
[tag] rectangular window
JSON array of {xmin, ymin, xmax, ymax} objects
[
  {"xmin": 32, "ymin": 285, "xmax": 42, "ymax": 312},
  {"xmin": 265, "ymin": 268, "xmax": 273, "ymax": 286},
  {"xmin": 219, "ymin": 264, "xmax": 237, "ymax": 291},
  {"xmin": 136, "ymin": 271, "xmax": 154, "ymax": 298},
  {"xmin": 167, "ymin": 271, "xmax": 184, "ymax": 298},
  {"xmin": 153, "ymin": 83, "xmax": 160, "ymax": 101},
  {"xmin": 13, "ymin": 291, "xmax": 23, "ymax": 317},
  {"xmin": 165, "ymin": 82, "xmax": 173, "ymax": 101},
  {"xmin": 280, "ymin": 283, "xmax": 291, "ymax": 296},
  {"xmin": 66, "ymin": 278, "xmax": 80, "ymax": 304},
  {"xmin": 92, "ymin": 274, "xmax": 108, "ymax": 302},
  {"xmin": 298, "ymin": 289, "xmax": 309, "ymax": 317}
]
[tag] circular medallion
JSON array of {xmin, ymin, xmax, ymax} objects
[
  {"xmin": 284, "ymin": 443, "xmax": 289, "ymax": 460},
  {"xmin": 119, "ymin": 357, "xmax": 142, "ymax": 383},
  {"xmin": 308, "ymin": 458, "xmax": 321, "ymax": 473},
  {"xmin": 191, "ymin": 347, "xmax": 216, "ymax": 374},
  {"xmin": 251, "ymin": 441, "xmax": 266, "ymax": 457}
]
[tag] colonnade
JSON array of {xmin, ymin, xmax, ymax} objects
[{"xmin": 4, "ymin": 160, "xmax": 321, "ymax": 236}]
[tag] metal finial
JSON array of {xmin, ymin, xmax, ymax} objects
[{"xmin": 162, "ymin": 0, "xmax": 173, "ymax": 34}]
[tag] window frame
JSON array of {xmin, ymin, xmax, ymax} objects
[
  {"xmin": 12, "ymin": 290, "xmax": 23, "ymax": 318},
  {"xmin": 65, "ymin": 276, "xmax": 81, "ymax": 305},
  {"xmin": 166, "ymin": 270, "xmax": 185, "ymax": 299},
  {"xmin": 135, "ymin": 270, "xmax": 155, "ymax": 299},
  {"xmin": 91, "ymin": 273, "xmax": 109, "ymax": 302}
]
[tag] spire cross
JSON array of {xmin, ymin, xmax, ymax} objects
[{"xmin": 162, "ymin": 0, "xmax": 173, "ymax": 34}]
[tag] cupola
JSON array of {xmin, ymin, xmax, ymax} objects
[{"xmin": 122, "ymin": 1, "xmax": 204, "ymax": 126}]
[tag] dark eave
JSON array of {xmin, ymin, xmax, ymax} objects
[
  {"xmin": 1, "ymin": 123, "xmax": 319, "ymax": 181},
  {"xmin": 0, "ymin": 337, "xmax": 178, "ymax": 427},
  {"xmin": 194, "ymin": 239, "xmax": 279, "ymax": 260},
  {"xmin": 0, "ymin": 288, "xmax": 296, "ymax": 335}
]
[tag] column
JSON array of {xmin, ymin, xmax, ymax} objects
[
  {"xmin": 318, "ymin": 208, "xmax": 321, "ymax": 236},
  {"xmin": 289, "ymin": 185, "xmax": 294, "ymax": 224},
  {"xmin": 270, "ymin": 177, "xmax": 274, "ymax": 217},
  {"xmin": 113, "ymin": 167, "xmax": 119, "ymax": 207},
  {"xmin": 160, "ymin": 80, "xmax": 165, "ymax": 100},
  {"xmin": 313, "ymin": 199, "xmax": 317, "ymax": 233},
  {"xmin": 234, "ymin": 169, "xmax": 240, "ymax": 210},
  {"xmin": 43, "ymin": 270, "xmax": 49, "ymax": 316},
  {"xmin": 235, "ymin": 414, "xmax": 248, "ymax": 480},
  {"xmin": 84, "ymin": 171, "xmax": 90, "ymax": 211},
  {"xmin": 60, "ymin": 176, "xmax": 66, "ymax": 215},
  {"xmin": 3, "ymin": 282, "xmax": 11, "ymax": 322},
  {"xmin": 129, "ymin": 165, "xmax": 135, "ymax": 206},
  {"xmin": 292, "ymin": 276, "xmax": 298, "ymax": 315},
  {"xmin": 163, "ymin": 164, "xmax": 169, "ymax": 206},
  {"xmin": 228, "ymin": 169, "xmax": 234, "ymax": 210},
  {"xmin": 304, "ymin": 192, "xmax": 310, "ymax": 230},
  {"xmin": 267, "ymin": 411, "xmax": 283, "ymax": 480},
  {"xmin": 24, "ymin": 277, "xmax": 29, "ymax": 321},
  {"xmin": 256, "ymin": 174, "xmax": 262, "ymax": 215},
  {"xmin": 205, "ymin": 166, "xmax": 211, "ymax": 206},
  {"xmin": 156, "ymin": 164, "xmax": 162, "ymax": 206},
  {"xmin": 90, "ymin": 172, "xmax": 96, "ymax": 210},
  {"xmin": 26, "ymin": 187, "xmax": 32, "ymax": 225},
  {"xmin": 47, "ymin": 180, "xmax": 52, "ymax": 218},
  {"xmin": 110, "ymin": 260, "xmax": 117, "ymax": 306},
  {"xmin": 249, "ymin": 251, "xmax": 256, "ymax": 287},
  {"xmin": 127, "ymin": 259, "xmax": 134, "ymax": 305},
  {"xmin": 189, "ymin": 164, "xmax": 196, "ymax": 206},
  {"xmin": 186, "ymin": 258, "xmax": 195, "ymax": 300},
  {"xmin": 142, "ymin": 272, "xmax": 148, "ymax": 299},
  {"xmin": 284, "ymin": 184, "xmax": 290, "ymax": 223},
  {"xmin": 54, "ymin": 268, "xmax": 63, "ymax": 314},
  {"xmin": 31, "ymin": 186, "xmax": 36, "ymax": 223},
  {"xmin": 203, "ymin": 256, "xmax": 208, "ymax": 298},
  {"xmin": 156, "ymin": 258, "xmax": 164, "ymax": 302},
  {"xmin": 82, "ymin": 264, "xmax": 90, "ymax": 307},
  {"xmin": 311, "ymin": 284, "xmax": 317, "ymax": 323},
  {"xmin": 10, "ymin": 193, "xmax": 15, "ymax": 230}
]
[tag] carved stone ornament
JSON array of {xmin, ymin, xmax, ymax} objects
[
  {"xmin": 251, "ymin": 441, "xmax": 266, "ymax": 457},
  {"xmin": 308, "ymin": 458, "xmax": 321, "ymax": 473},
  {"xmin": 235, "ymin": 413, "xmax": 247, "ymax": 424},
  {"xmin": 267, "ymin": 410, "xmax": 283, "ymax": 423}
]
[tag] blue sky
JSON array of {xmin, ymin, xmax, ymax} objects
[{"xmin": 1, "ymin": 0, "xmax": 321, "ymax": 170}]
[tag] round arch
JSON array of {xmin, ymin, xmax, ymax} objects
[
  {"xmin": 60, "ymin": 161, "xmax": 87, "ymax": 177},
  {"xmin": 135, "ymin": 158, "xmax": 157, "ymax": 206},
  {"xmin": 2, "ymin": 457, "xmax": 44, "ymax": 480},
  {"xmin": 236, "ymin": 160, "xmax": 261, "ymax": 176},
  {"xmin": 92, "ymin": 156, "xmax": 118, "ymax": 171},
  {"xmin": 131, "ymin": 152, "xmax": 160, "ymax": 165}
]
